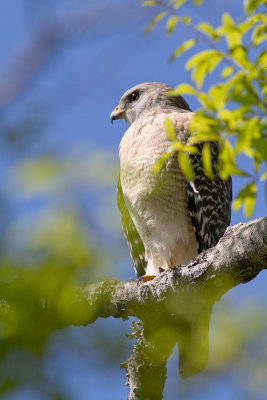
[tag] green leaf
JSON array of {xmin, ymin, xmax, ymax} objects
[
  {"xmin": 209, "ymin": 84, "xmax": 228, "ymax": 110},
  {"xmin": 233, "ymin": 182, "xmax": 257, "ymax": 218},
  {"xmin": 171, "ymin": 142, "xmax": 198, "ymax": 153},
  {"xmin": 258, "ymin": 13, "xmax": 267, "ymax": 25},
  {"xmin": 260, "ymin": 170, "xmax": 267, "ymax": 181},
  {"xmin": 222, "ymin": 12, "xmax": 235, "ymax": 27},
  {"xmin": 186, "ymin": 50, "xmax": 223, "ymax": 88},
  {"xmin": 202, "ymin": 143, "xmax": 215, "ymax": 180},
  {"xmin": 217, "ymin": 108, "xmax": 240, "ymax": 129},
  {"xmin": 153, "ymin": 152, "xmax": 170, "ymax": 173},
  {"xmin": 252, "ymin": 25, "xmax": 267, "ymax": 45},
  {"xmin": 244, "ymin": 0, "xmax": 263, "ymax": 13},
  {"xmin": 144, "ymin": 11, "xmax": 167, "ymax": 34},
  {"xmin": 171, "ymin": 0, "xmax": 187, "ymax": 9},
  {"xmin": 142, "ymin": 0, "xmax": 163, "ymax": 5},
  {"xmin": 235, "ymin": 117, "xmax": 261, "ymax": 156},
  {"xmin": 170, "ymin": 141, "xmax": 184, "ymax": 151},
  {"xmin": 252, "ymin": 138, "xmax": 267, "ymax": 162},
  {"xmin": 221, "ymin": 66, "xmax": 234, "ymax": 79},
  {"xmin": 256, "ymin": 49, "xmax": 267, "ymax": 67},
  {"xmin": 180, "ymin": 16, "xmax": 191, "ymax": 24},
  {"xmin": 217, "ymin": 13, "xmax": 242, "ymax": 49},
  {"xmin": 165, "ymin": 117, "xmax": 176, "ymax": 141},
  {"xmin": 169, "ymin": 39, "xmax": 196, "ymax": 62},
  {"xmin": 225, "ymin": 71, "xmax": 259, "ymax": 106},
  {"xmin": 197, "ymin": 92, "xmax": 214, "ymax": 112},
  {"xmin": 189, "ymin": 133, "xmax": 220, "ymax": 144},
  {"xmin": 197, "ymin": 93, "xmax": 215, "ymax": 111},
  {"xmin": 189, "ymin": 112, "xmax": 221, "ymax": 138},
  {"xmin": 196, "ymin": 23, "xmax": 219, "ymax": 40},
  {"xmin": 230, "ymin": 46, "xmax": 252, "ymax": 69},
  {"xmin": 169, "ymin": 83, "xmax": 196, "ymax": 96},
  {"xmin": 178, "ymin": 151, "xmax": 195, "ymax": 180},
  {"xmin": 218, "ymin": 140, "xmax": 249, "ymax": 179},
  {"xmin": 238, "ymin": 15, "xmax": 258, "ymax": 33},
  {"xmin": 186, "ymin": 49, "xmax": 219, "ymax": 69},
  {"xmin": 194, "ymin": 0, "xmax": 203, "ymax": 4},
  {"xmin": 166, "ymin": 16, "xmax": 179, "ymax": 35},
  {"xmin": 184, "ymin": 144, "xmax": 198, "ymax": 154}
]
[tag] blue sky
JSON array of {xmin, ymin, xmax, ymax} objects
[{"xmin": 0, "ymin": 0, "xmax": 266, "ymax": 399}]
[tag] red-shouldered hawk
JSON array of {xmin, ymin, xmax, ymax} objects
[
  {"xmin": 110, "ymin": 82, "xmax": 232, "ymax": 378},
  {"xmin": 111, "ymin": 82, "xmax": 232, "ymax": 278}
]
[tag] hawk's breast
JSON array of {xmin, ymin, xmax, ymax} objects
[{"xmin": 119, "ymin": 111, "xmax": 198, "ymax": 269}]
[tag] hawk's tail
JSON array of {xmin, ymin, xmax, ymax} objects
[{"xmin": 177, "ymin": 305, "xmax": 212, "ymax": 380}]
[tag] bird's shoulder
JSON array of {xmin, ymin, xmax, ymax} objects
[
  {"xmin": 120, "ymin": 108, "xmax": 194, "ymax": 152},
  {"xmin": 133, "ymin": 108, "xmax": 194, "ymax": 129}
]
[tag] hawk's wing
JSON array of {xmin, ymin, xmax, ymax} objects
[
  {"xmin": 187, "ymin": 141, "xmax": 232, "ymax": 252},
  {"xmin": 180, "ymin": 142, "xmax": 232, "ymax": 379},
  {"xmin": 117, "ymin": 176, "xmax": 146, "ymax": 277}
]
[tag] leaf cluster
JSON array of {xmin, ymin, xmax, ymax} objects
[{"xmin": 143, "ymin": 0, "xmax": 267, "ymax": 217}]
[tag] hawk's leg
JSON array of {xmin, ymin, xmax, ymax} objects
[
  {"xmin": 159, "ymin": 262, "xmax": 172, "ymax": 273},
  {"xmin": 141, "ymin": 262, "xmax": 172, "ymax": 281},
  {"xmin": 138, "ymin": 262, "xmax": 173, "ymax": 282}
]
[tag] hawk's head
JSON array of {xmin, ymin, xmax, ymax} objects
[{"xmin": 110, "ymin": 82, "xmax": 191, "ymax": 125}]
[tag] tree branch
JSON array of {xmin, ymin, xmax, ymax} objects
[
  {"xmin": 69, "ymin": 217, "xmax": 267, "ymax": 327},
  {"xmin": 121, "ymin": 321, "xmax": 176, "ymax": 400},
  {"xmin": 66, "ymin": 216, "xmax": 266, "ymax": 399}
]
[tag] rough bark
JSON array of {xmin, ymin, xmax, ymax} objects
[
  {"xmin": 66, "ymin": 217, "xmax": 267, "ymax": 399},
  {"xmin": 121, "ymin": 321, "xmax": 177, "ymax": 400},
  {"xmin": 69, "ymin": 217, "xmax": 267, "ymax": 325}
]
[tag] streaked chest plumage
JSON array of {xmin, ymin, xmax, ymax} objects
[
  {"xmin": 119, "ymin": 111, "xmax": 198, "ymax": 274},
  {"xmin": 119, "ymin": 112, "xmax": 189, "ymax": 201}
]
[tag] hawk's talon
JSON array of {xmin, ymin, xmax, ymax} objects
[{"xmin": 137, "ymin": 275, "xmax": 156, "ymax": 283}]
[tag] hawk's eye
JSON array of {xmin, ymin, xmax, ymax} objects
[{"xmin": 129, "ymin": 91, "xmax": 139, "ymax": 102}]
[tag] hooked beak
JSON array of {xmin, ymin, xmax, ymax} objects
[{"xmin": 110, "ymin": 105, "xmax": 126, "ymax": 124}]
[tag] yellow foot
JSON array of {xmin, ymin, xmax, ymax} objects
[
  {"xmin": 159, "ymin": 263, "xmax": 172, "ymax": 273},
  {"xmin": 141, "ymin": 275, "xmax": 156, "ymax": 282}
]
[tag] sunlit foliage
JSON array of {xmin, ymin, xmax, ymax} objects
[{"xmin": 143, "ymin": 0, "xmax": 267, "ymax": 217}]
